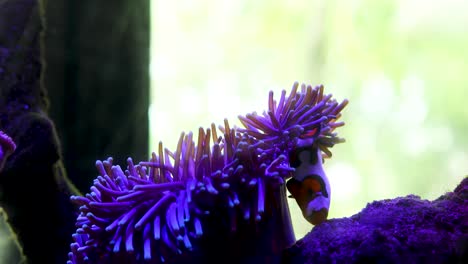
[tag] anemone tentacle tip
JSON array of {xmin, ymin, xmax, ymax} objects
[{"xmin": 0, "ymin": 131, "xmax": 16, "ymax": 160}]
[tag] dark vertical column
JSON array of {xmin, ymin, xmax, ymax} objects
[
  {"xmin": 44, "ymin": 0, "xmax": 150, "ymax": 193},
  {"xmin": 0, "ymin": 0, "xmax": 79, "ymax": 263}
]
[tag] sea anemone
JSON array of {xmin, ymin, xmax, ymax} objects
[
  {"xmin": 67, "ymin": 82, "xmax": 348, "ymax": 263},
  {"xmin": 0, "ymin": 131, "xmax": 16, "ymax": 171}
]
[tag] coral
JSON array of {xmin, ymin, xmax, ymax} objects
[
  {"xmin": 283, "ymin": 177, "xmax": 468, "ymax": 264},
  {"xmin": 0, "ymin": 113, "xmax": 78, "ymax": 264},
  {"xmin": 67, "ymin": 82, "xmax": 348, "ymax": 264},
  {"xmin": 0, "ymin": 131, "xmax": 25, "ymax": 264},
  {"xmin": 0, "ymin": 1, "xmax": 79, "ymax": 262}
]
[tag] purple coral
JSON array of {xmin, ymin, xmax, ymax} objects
[{"xmin": 67, "ymin": 82, "xmax": 348, "ymax": 263}]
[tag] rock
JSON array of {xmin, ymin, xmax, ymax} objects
[
  {"xmin": 283, "ymin": 177, "xmax": 468, "ymax": 264},
  {"xmin": 0, "ymin": 1, "xmax": 78, "ymax": 263}
]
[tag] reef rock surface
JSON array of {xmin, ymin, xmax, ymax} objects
[{"xmin": 283, "ymin": 177, "xmax": 468, "ymax": 264}]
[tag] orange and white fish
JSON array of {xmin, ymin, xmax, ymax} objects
[{"xmin": 287, "ymin": 131, "xmax": 331, "ymax": 225}]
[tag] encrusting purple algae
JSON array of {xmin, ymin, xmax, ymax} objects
[{"xmin": 67, "ymin": 82, "xmax": 348, "ymax": 263}]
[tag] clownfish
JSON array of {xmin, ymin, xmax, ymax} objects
[{"xmin": 287, "ymin": 131, "xmax": 331, "ymax": 226}]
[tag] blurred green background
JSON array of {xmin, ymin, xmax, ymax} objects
[{"xmin": 149, "ymin": 0, "xmax": 468, "ymax": 238}]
